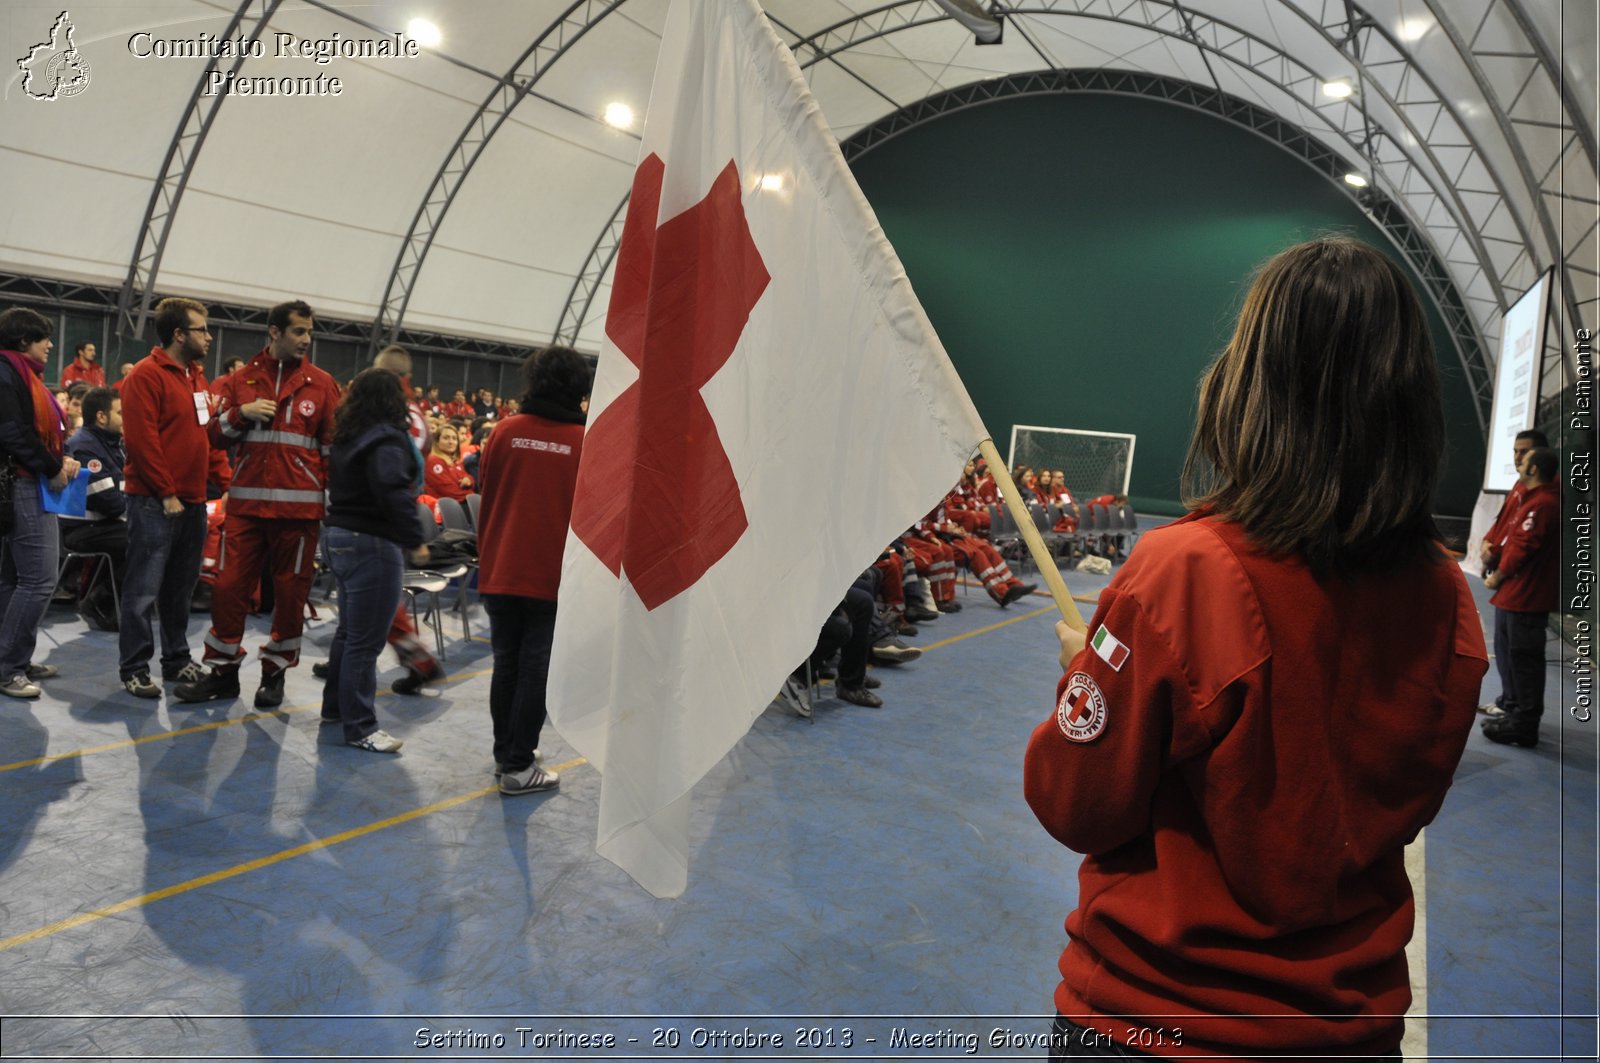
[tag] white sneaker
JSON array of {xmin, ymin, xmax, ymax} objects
[
  {"xmin": 499, "ymin": 764, "xmax": 559, "ymax": 795},
  {"xmin": 348, "ymin": 729, "xmax": 403, "ymax": 753}
]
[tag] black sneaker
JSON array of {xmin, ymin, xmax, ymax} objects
[
  {"xmin": 837, "ymin": 685, "xmax": 884, "ymax": 708},
  {"xmin": 174, "ymin": 669, "xmax": 241, "ymax": 704},
  {"xmin": 391, "ymin": 666, "xmax": 441, "ymax": 695},
  {"xmin": 1000, "ymin": 582, "xmax": 1038, "ymax": 607},
  {"xmin": 937, "ymin": 600, "xmax": 962, "ymax": 613},
  {"xmin": 254, "ymin": 670, "xmax": 286, "ymax": 709},
  {"xmin": 122, "ymin": 671, "xmax": 161, "ymax": 699},
  {"xmin": 312, "ymin": 661, "xmax": 329, "ymax": 680},
  {"xmin": 905, "ymin": 606, "xmax": 940, "ymax": 623},
  {"xmin": 163, "ymin": 661, "xmax": 206, "ymax": 684},
  {"xmin": 1481, "ymin": 717, "xmax": 1539, "ymax": 748}
]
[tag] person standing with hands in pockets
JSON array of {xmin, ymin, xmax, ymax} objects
[
  {"xmin": 116, "ymin": 298, "xmax": 230, "ymax": 699},
  {"xmin": 1025, "ymin": 239, "xmax": 1489, "ymax": 1061}
]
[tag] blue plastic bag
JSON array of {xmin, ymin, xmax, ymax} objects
[{"xmin": 38, "ymin": 467, "xmax": 90, "ymax": 517}]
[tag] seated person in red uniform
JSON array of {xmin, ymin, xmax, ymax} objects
[
  {"xmin": 424, "ymin": 423, "xmax": 473, "ymax": 502},
  {"xmin": 914, "ymin": 505, "xmax": 1035, "ymax": 607},
  {"xmin": 943, "ymin": 460, "xmax": 992, "ymax": 535},
  {"xmin": 1025, "ymin": 238, "xmax": 1487, "ymax": 1061}
]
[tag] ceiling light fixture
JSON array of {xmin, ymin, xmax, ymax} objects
[
  {"xmin": 1322, "ymin": 80, "xmax": 1354, "ymax": 99},
  {"xmin": 1343, "ymin": 172, "xmax": 1370, "ymax": 188},
  {"xmin": 1397, "ymin": 17, "xmax": 1432, "ymax": 42},
  {"xmin": 407, "ymin": 18, "xmax": 441, "ymax": 48},
  {"xmin": 604, "ymin": 102, "xmax": 634, "ymax": 129},
  {"xmin": 759, "ymin": 173, "xmax": 784, "ymax": 192}
]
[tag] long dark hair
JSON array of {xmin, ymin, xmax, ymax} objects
[
  {"xmin": 1181, "ymin": 238, "xmax": 1444, "ymax": 575},
  {"xmin": 334, "ymin": 368, "xmax": 407, "ymax": 445}
]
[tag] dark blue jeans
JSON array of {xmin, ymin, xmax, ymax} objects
[
  {"xmin": 1493, "ymin": 606, "xmax": 1548, "ymax": 726},
  {"xmin": 483, "ymin": 594, "xmax": 556, "ymax": 773},
  {"xmin": 118, "ymin": 495, "xmax": 207, "ymax": 680},
  {"xmin": 321, "ymin": 527, "xmax": 404, "ymax": 743},
  {"xmin": 0, "ymin": 482, "xmax": 61, "ymax": 679}
]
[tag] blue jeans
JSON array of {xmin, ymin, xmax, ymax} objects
[
  {"xmin": 321, "ymin": 527, "xmax": 404, "ymax": 743},
  {"xmin": 118, "ymin": 495, "xmax": 207, "ymax": 680},
  {"xmin": 0, "ymin": 482, "xmax": 61, "ymax": 679},
  {"xmin": 483, "ymin": 594, "xmax": 556, "ymax": 772}
]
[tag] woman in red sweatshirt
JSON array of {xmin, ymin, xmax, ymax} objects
[{"xmin": 1025, "ymin": 239, "xmax": 1488, "ymax": 1061}]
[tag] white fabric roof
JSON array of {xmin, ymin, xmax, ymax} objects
[{"xmin": 1, "ymin": 0, "xmax": 1593, "ymax": 382}]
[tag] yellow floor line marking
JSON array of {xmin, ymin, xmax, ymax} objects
[
  {"xmin": 4, "ymin": 603, "xmax": 1053, "ymax": 949},
  {"xmin": 0, "ymin": 666, "xmax": 495, "ymax": 775},
  {"xmin": 916, "ymin": 604, "xmax": 1059, "ymax": 651},
  {"xmin": 0, "ymin": 755, "xmax": 588, "ymax": 954}
]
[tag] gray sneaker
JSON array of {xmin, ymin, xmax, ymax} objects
[
  {"xmin": 0, "ymin": 674, "xmax": 41, "ymax": 699},
  {"xmin": 499, "ymin": 765, "xmax": 560, "ymax": 795},
  {"xmin": 777, "ymin": 673, "xmax": 812, "ymax": 717},
  {"xmin": 122, "ymin": 671, "xmax": 161, "ymax": 699}
]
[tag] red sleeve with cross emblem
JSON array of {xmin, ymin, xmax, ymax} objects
[
  {"xmin": 1024, "ymin": 518, "xmax": 1269, "ymax": 856},
  {"xmin": 1024, "ymin": 586, "xmax": 1200, "ymax": 855}
]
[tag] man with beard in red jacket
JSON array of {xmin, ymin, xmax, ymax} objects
[{"xmin": 177, "ymin": 300, "xmax": 340, "ymax": 709}]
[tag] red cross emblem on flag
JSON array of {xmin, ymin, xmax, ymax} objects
[{"xmin": 570, "ymin": 152, "xmax": 771, "ymax": 611}]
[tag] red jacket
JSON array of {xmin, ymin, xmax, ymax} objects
[
  {"xmin": 424, "ymin": 454, "xmax": 472, "ymax": 502},
  {"xmin": 1490, "ymin": 480, "xmax": 1561, "ymax": 612},
  {"xmin": 476, "ymin": 409, "xmax": 584, "ymax": 600},
  {"xmin": 121, "ymin": 347, "xmax": 231, "ymax": 503},
  {"xmin": 212, "ymin": 350, "xmax": 339, "ymax": 520},
  {"xmin": 61, "ymin": 359, "xmax": 105, "ymax": 389},
  {"xmin": 1024, "ymin": 511, "xmax": 1486, "ymax": 1059}
]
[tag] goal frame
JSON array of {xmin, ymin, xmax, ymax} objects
[{"xmin": 1006, "ymin": 424, "xmax": 1137, "ymax": 498}]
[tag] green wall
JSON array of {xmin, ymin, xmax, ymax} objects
[{"xmin": 850, "ymin": 92, "xmax": 1485, "ymax": 517}]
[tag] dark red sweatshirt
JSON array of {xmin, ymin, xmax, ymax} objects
[{"xmin": 1024, "ymin": 511, "xmax": 1487, "ymax": 1059}]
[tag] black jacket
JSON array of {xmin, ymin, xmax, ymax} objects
[
  {"xmin": 325, "ymin": 423, "xmax": 426, "ymax": 548},
  {"xmin": 0, "ymin": 358, "xmax": 64, "ymax": 479}
]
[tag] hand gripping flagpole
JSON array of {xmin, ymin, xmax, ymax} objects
[{"xmin": 978, "ymin": 438, "xmax": 1087, "ymax": 631}]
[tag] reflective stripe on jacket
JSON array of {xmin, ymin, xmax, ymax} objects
[{"xmin": 213, "ymin": 349, "xmax": 339, "ymax": 520}]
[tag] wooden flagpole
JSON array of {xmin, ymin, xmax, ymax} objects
[{"xmin": 978, "ymin": 438, "xmax": 1087, "ymax": 630}]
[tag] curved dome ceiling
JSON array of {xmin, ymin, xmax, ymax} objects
[{"xmin": 2, "ymin": 0, "xmax": 1592, "ymax": 411}]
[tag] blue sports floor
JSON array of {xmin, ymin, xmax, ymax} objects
[{"xmin": 0, "ymin": 520, "xmax": 1594, "ymax": 1061}]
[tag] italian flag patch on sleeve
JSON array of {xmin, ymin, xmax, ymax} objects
[{"xmin": 1091, "ymin": 625, "xmax": 1130, "ymax": 671}]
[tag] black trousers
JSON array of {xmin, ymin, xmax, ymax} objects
[
  {"xmin": 810, "ymin": 584, "xmax": 873, "ymax": 688},
  {"xmin": 61, "ymin": 519, "xmax": 128, "ymax": 585},
  {"xmin": 483, "ymin": 593, "xmax": 556, "ymax": 773},
  {"xmin": 1493, "ymin": 607, "xmax": 1548, "ymax": 725}
]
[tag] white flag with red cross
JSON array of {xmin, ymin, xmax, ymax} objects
[{"xmin": 546, "ymin": 0, "xmax": 990, "ymax": 897}]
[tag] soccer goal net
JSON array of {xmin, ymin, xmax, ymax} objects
[{"xmin": 1007, "ymin": 425, "xmax": 1136, "ymax": 501}]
